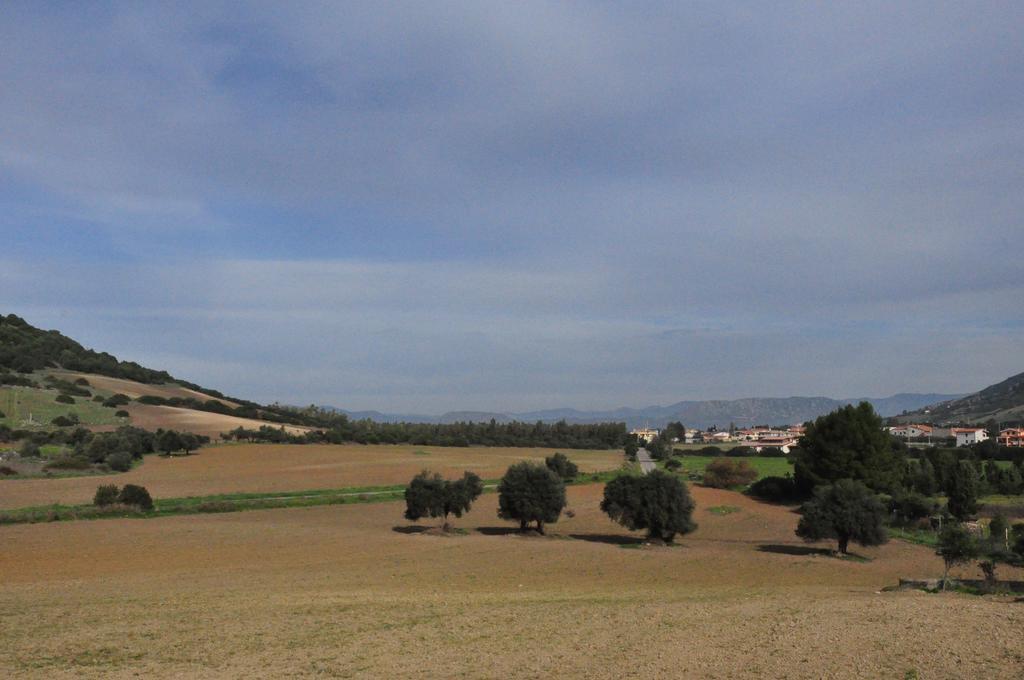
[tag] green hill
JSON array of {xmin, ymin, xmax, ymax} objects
[
  {"xmin": 903, "ymin": 371, "xmax": 1024, "ymax": 425},
  {"xmin": 0, "ymin": 313, "xmax": 177, "ymax": 383}
]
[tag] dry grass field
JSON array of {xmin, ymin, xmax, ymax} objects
[
  {"xmin": 114, "ymin": 402, "xmax": 312, "ymax": 439},
  {"xmin": 49, "ymin": 371, "xmax": 242, "ymax": 408},
  {"xmin": 0, "ymin": 443, "xmax": 623, "ymax": 508},
  {"xmin": 1, "ymin": 483, "xmax": 1022, "ymax": 679}
]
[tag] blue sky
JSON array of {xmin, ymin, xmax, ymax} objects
[{"xmin": 2, "ymin": 2, "xmax": 1023, "ymax": 412}]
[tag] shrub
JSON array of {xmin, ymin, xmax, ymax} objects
[
  {"xmin": 759, "ymin": 446, "xmax": 787, "ymax": 458},
  {"xmin": 44, "ymin": 455, "xmax": 91, "ymax": 470},
  {"xmin": 724, "ymin": 446, "xmax": 754, "ymax": 457},
  {"xmin": 115, "ymin": 410, "xmax": 130, "ymax": 418},
  {"xmin": 601, "ymin": 470, "xmax": 697, "ymax": 543},
  {"xmin": 702, "ymin": 458, "xmax": 758, "ymax": 488},
  {"xmin": 105, "ymin": 451, "xmax": 133, "ymax": 472},
  {"xmin": 664, "ymin": 458, "xmax": 682, "ymax": 471},
  {"xmin": 0, "ymin": 465, "xmax": 17, "ymax": 476},
  {"xmin": 51, "ymin": 415, "xmax": 79, "ymax": 427},
  {"xmin": 74, "ymin": 378, "xmax": 90, "ymax": 386},
  {"xmin": 18, "ymin": 441, "xmax": 41, "ymax": 458},
  {"xmin": 0, "ymin": 409, "xmax": 5, "ymax": 419},
  {"xmin": 118, "ymin": 484, "xmax": 154, "ymax": 510},
  {"xmin": 93, "ymin": 484, "xmax": 120, "ymax": 506},
  {"xmin": 889, "ymin": 492, "xmax": 937, "ymax": 524},
  {"xmin": 103, "ymin": 394, "xmax": 131, "ymax": 408},
  {"xmin": 55, "ymin": 394, "xmax": 75, "ymax": 404},
  {"xmin": 747, "ymin": 475, "xmax": 800, "ymax": 503},
  {"xmin": 92, "ymin": 395, "xmax": 104, "ymax": 403},
  {"xmin": 544, "ymin": 452, "xmax": 579, "ymax": 481}
]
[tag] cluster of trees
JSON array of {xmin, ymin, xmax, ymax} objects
[
  {"xmin": 0, "ymin": 313, "xmax": 176, "ymax": 383},
  {"xmin": 93, "ymin": 483, "xmax": 154, "ymax": 510},
  {"xmin": 225, "ymin": 419, "xmax": 628, "ymax": 450},
  {"xmin": 936, "ymin": 515, "xmax": 1024, "ymax": 590},
  {"xmin": 3, "ymin": 425, "xmax": 208, "ymax": 472},
  {"xmin": 403, "ymin": 454, "xmax": 699, "ymax": 544}
]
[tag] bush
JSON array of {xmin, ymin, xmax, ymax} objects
[
  {"xmin": 0, "ymin": 409, "xmax": 5, "ymax": 419},
  {"xmin": 51, "ymin": 414, "xmax": 80, "ymax": 427},
  {"xmin": 702, "ymin": 458, "xmax": 758, "ymax": 488},
  {"xmin": 759, "ymin": 446, "xmax": 787, "ymax": 458},
  {"xmin": 544, "ymin": 452, "xmax": 579, "ymax": 481},
  {"xmin": 93, "ymin": 484, "xmax": 120, "ymax": 506},
  {"xmin": 115, "ymin": 410, "xmax": 130, "ymax": 418},
  {"xmin": 18, "ymin": 441, "xmax": 41, "ymax": 458},
  {"xmin": 118, "ymin": 484, "xmax": 154, "ymax": 510},
  {"xmin": 724, "ymin": 446, "xmax": 754, "ymax": 457},
  {"xmin": 74, "ymin": 378, "xmax": 90, "ymax": 386},
  {"xmin": 664, "ymin": 458, "xmax": 682, "ymax": 471},
  {"xmin": 55, "ymin": 394, "xmax": 75, "ymax": 404},
  {"xmin": 92, "ymin": 395, "xmax": 105, "ymax": 403},
  {"xmin": 889, "ymin": 492, "xmax": 937, "ymax": 524},
  {"xmin": 747, "ymin": 475, "xmax": 800, "ymax": 503},
  {"xmin": 105, "ymin": 451, "xmax": 133, "ymax": 472},
  {"xmin": 0, "ymin": 465, "xmax": 17, "ymax": 476},
  {"xmin": 44, "ymin": 455, "xmax": 91, "ymax": 470},
  {"xmin": 103, "ymin": 394, "xmax": 131, "ymax": 408}
]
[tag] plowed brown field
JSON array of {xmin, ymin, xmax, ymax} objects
[
  {"xmin": 0, "ymin": 444, "xmax": 622, "ymax": 508},
  {"xmin": 1, "ymin": 483, "xmax": 1022, "ymax": 678}
]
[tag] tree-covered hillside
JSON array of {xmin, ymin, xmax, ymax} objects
[{"xmin": 0, "ymin": 314, "xmax": 175, "ymax": 384}]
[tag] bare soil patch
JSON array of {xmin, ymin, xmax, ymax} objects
[{"xmin": 0, "ymin": 484, "xmax": 1021, "ymax": 678}]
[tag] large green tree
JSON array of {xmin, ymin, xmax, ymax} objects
[
  {"xmin": 795, "ymin": 479, "xmax": 888, "ymax": 554},
  {"xmin": 793, "ymin": 402, "xmax": 903, "ymax": 494},
  {"xmin": 945, "ymin": 460, "xmax": 979, "ymax": 521},
  {"xmin": 935, "ymin": 524, "xmax": 978, "ymax": 590},
  {"xmin": 601, "ymin": 470, "xmax": 697, "ymax": 543},
  {"xmin": 497, "ymin": 462, "xmax": 566, "ymax": 534},
  {"xmin": 404, "ymin": 470, "xmax": 484, "ymax": 531}
]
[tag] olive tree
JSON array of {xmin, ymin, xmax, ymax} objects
[
  {"xmin": 795, "ymin": 479, "xmax": 888, "ymax": 555},
  {"xmin": 404, "ymin": 470, "xmax": 484, "ymax": 531},
  {"xmin": 497, "ymin": 462, "xmax": 566, "ymax": 534},
  {"xmin": 601, "ymin": 470, "xmax": 696, "ymax": 544}
]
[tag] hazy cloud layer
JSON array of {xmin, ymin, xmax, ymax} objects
[{"xmin": 3, "ymin": 2, "xmax": 1022, "ymax": 411}]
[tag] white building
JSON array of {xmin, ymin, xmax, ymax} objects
[
  {"xmin": 889, "ymin": 424, "xmax": 933, "ymax": 439},
  {"xmin": 954, "ymin": 428, "xmax": 988, "ymax": 447},
  {"xmin": 629, "ymin": 427, "xmax": 659, "ymax": 443}
]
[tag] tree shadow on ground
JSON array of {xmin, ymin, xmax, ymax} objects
[
  {"xmin": 568, "ymin": 533, "xmax": 645, "ymax": 546},
  {"xmin": 757, "ymin": 543, "xmax": 865, "ymax": 560},
  {"xmin": 391, "ymin": 525, "xmax": 429, "ymax": 535},
  {"xmin": 475, "ymin": 526, "xmax": 529, "ymax": 536}
]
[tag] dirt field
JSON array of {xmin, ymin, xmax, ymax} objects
[
  {"xmin": 0, "ymin": 444, "xmax": 623, "ymax": 508},
  {"xmin": 49, "ymin": 371, "xmax": 242, "ymax": 408},
  {"xmin": 0, "ymin": 484, "xmax": 1021, "ymax": 679},
  {"xmin": 115, "ymin": 402, "xmax": 311, "ymax": 439}
]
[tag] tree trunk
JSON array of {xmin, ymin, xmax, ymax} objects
[
  {"xmin": 536, "ymin": 520, "xmax": 544, "ymax": 535},
  {"xmin": 837, "ymin": 535, "xmax": 849, "ymax": 555},
  {"xmin": 519, "ymin": 519, "xmax": 528, "ymax": 532}
]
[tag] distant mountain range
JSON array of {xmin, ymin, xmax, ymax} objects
[
  {"xmin": 331, "ymin": 393, "xmax": 963, "ymax": 430},
  {"xmin": 897, "ymin": 371, "xmax": 1024, "ymax": 425}
]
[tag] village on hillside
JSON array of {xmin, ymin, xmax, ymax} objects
[
  {"xmin": 632, "ymin": 423, "xmax": 1024, "ymax": 451},
  {"xmin": 631, "ymin": 424, "xmax": 806, "ymax": 453}
]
